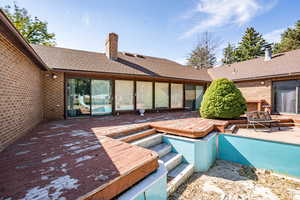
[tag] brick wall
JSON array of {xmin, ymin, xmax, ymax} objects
[
  {"xmin": 235, "ymin": 80, "xmax": 272, "ymax": 104},
  {"xmin": 43, "ymin": 71, "xmax": 65, "ymax": 120},
  {"xmin": 0, "ymin": 34, "xmax": 43, "ymax": 151}
]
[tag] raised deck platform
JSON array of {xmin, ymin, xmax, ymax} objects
[
  {"xmin": 0, "ymin": 128, "xmax": 158, "ymax": 200},
  {"xmin": 150, "ymin": 118, "xmax": 228, "ymax": 138}
]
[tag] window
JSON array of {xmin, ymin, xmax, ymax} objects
[
  {"xmin": 171, "ymin": 83, "xmax": 183, "ymax": 108},
  {"xmin": 273, "ymin": 80, "xmax": 299, "ymax": 114},
  {"xmin": 115, "ymin": 80, "xmax": 134, "ymax": 111},
  {"xmin": 155, "ymin": 82, "xmax": 169, "ymax": 108},
  {"xmin": 136, "ymin": 81, "xmax": 153, "ymax": 109}
]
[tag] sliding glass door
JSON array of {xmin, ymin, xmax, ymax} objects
[
  {"xmin": 185, "ymin": 84, "xmax": 204, "ymax": 111},
  {"xmin": 115, "ymin": 80, "xmax": 134, "ymax": 111},
  {"xmin": 136, "ymin": 81, "xmax": 153, "ymax": 109},
  {"xmin": 155, "ymin": 82, "xmax": 169, "ymax": 109},
  {"xmin": 66, "ymin": 78, "xmax": 112, "ymax": 117},
  {"xmin": 91, "ymin": 80, "xmax": 112, "ymax": 115},
  {"xmin": 273, "ymin": 80, "xmax": 299, "ymax": 114},
  {"xmin": 195, "ymin": 85, "xmax": 204, "ymax": 110},
  {"xmin": 66, "ymin": 78, "xmax": 91, "ymax": 117}
]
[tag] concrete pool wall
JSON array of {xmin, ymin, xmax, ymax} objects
[
  {"xmin": 218, "ymin": 134, "xmax": 300, "ymax": 177},
  {"xmin": 163, "ymin": 132, "xmax": 217, "ymax": 172},
  {"xmin": 118, "ymin": 133, "xmax": 218, "ymax": 200}
]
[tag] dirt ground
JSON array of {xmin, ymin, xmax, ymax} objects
[{"xmin": 169, "ymin": 160, "xmax": 300, "ymax": 200}]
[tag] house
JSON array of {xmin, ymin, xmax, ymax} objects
[
  {"xmin": 208, "ymin": 48, "xmax": 300, "ymax": 114},
  {"xmin": 32, "ymin": 33, "xmax": 210, "ymax": 120},
  {"xmin": 1, "ymin": 7, "xmax": 300, "ymax": 152}
]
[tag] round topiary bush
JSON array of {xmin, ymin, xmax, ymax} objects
[{"xmin": 200, "ymin": 78, "xmax": 247, "ymax": 119}]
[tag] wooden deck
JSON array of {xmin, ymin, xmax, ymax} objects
[
  {"xmin": 0, "ymin": 125, "xmax": 158, "ymax": 200},
  {"xmin": 150, "ymin": 118, "xmax": 228, "ymax": 138},
  {"xmin": 2, "ymin": 111, "xmax": 294, "ymax": 199}
]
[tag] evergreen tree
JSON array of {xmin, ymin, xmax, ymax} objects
[
  {"xmin": 234, "ymin": 27, "xmax": 267, "ymax": 62},
  {"xmin": 221, "ymin": 43, "xmax": 236, "ymax": 65},
  {"xmin": 2, "ymin": 3, "xmax": 56, "ymax": 46},
  {"xmin": 187, "ymin": 32, "xmax": 218, "ymax": 69},
  {"xmin": 273, "ymin": 20, "xmax": 300, "ymax": 53}
]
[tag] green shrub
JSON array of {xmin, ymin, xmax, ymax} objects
[{"xmin": 200, "ymin": 78, "xmax": 247, "ymax": 119}]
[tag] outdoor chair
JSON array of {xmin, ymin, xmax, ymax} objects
[{"xmin": 246, "ymin": 111, "xmax": 280, "ymax": 132}]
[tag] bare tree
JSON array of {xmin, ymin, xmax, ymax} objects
[{"xmin": 187, "ymin": 32, "xmax": 220, "ymax": 69}]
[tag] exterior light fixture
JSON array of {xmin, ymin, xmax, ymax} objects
[
  {"xmin": 52, "ymin": 74, "xmax": 58, "ymax": 79},
  {"xmin": 260, "ymin": 81, "xmax": 265, "ymax": 85}
]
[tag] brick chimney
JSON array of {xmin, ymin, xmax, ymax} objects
[{"xmin": 105, "ymin": 33, "xmax": 118, "ymax": 60}]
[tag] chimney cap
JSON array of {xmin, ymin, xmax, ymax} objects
[{"xmin": 262, "ymin": 43, "xmax": 273, "ymax": 50}]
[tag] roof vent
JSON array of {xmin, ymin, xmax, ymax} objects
[
  {"xmin": 263, "ymin": 44, "xmax": 272, "ymax": 61},
  {"xmin": 123, "ymin": 52, "xmax": 134, "ymax": 57},
  {"xmin": 135, "ymin": 54, "xmax": 145, "ymax": 59}
]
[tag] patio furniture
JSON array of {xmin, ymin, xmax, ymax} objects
[{"xmin": 246, "ymin": 111, "xmax": 280, "ymax": 132}]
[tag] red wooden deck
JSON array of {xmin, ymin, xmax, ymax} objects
[
  {"xmin": 0, "ymin": 111, "xmax": 200, "ymax": 200},
  {"xmin": 150, "ymin": 118, "xmax": 228, "ymax": 138},
  {"xmin": 0, "ymin": 120, "xmax": 159, "ymax": 200}
]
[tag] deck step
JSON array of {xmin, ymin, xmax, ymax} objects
[
  {"xmin": 115, "ymin": 128, "xmax": 157, "ymax": 142},
  {"xmin": 237, "ymin": 122, "xmax": 295, "ymax": 129},
  {"xmin": 224, "ymin": 124, "xmax": 237, "ymax": 134},
  {"xmin": 109, "ymin": 125, "xmax": 150, "ymax": 138},
  {"xmin": 161, "ymin": 152, "xmax": 183, "ymax": 171},
  {"xmin": 149, "ymin": 143, "xmax": 172, "ymax": 158},
  {"xmin": 167, "ymin": 163, "xmax": 194, "ymax": 195},
  {"xmin": 131, "ymin": 134, "xmax": 162, "ymax": 148}
]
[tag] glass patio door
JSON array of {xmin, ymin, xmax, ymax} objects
[
  {"xmin": 195, "ymin": 85, "xmax": 204, "ymax": 110},
  {"xmin": 91, "ymin": 80, "xmax": 112, "ymax": 115},
  {"xmin": 66, "ymin": 78, "xmax": 91, "ymax": 117},
  {"xmin": 185, "ymin": 84, "xmax": 204, "ymax": 111},
  {"xmin": 273, "ymin": 80, "xmax": 298, "ymax": 114}
]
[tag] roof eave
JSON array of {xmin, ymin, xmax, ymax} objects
[
  {"xmin": 232, "ymin": 72, "xmax": 300, "ymax": 82},
  {"xmin": 52, "ymin": 68, "xmax": 211, "ymax": 83},
  {"xmin": 0, "ymin": 9, "xmax": 49, "ymax": 71}
]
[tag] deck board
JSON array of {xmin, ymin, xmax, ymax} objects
[{"xmin": 0, "ymin": 128, "xmax": 158, "ymax": 200}]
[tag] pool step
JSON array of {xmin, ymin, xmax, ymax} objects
[
  {"xmin": 130, "ymin": 134, "xmax": 162, "ymax": 148},
  {"xmin": 131, "ymin": 135, "xmax": 194, "ymax": 196},
  {"xmin": 115, "ymin": 128, "xmax": 157, "ymax": 143},
  {"xmin": 149, "ymin": 143, "xmax": 172, "ymax": 158},
  {"xmin": 167, "ymin": 163, "xmax": 194, "ymax": 195},
  {"xmin": 161, "ymin": 152, "xmax": 183, "ymax": 171}
]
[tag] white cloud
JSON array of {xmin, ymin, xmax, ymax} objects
[
  {"xmin": 264, "ymin": 28, "xmax": 285, "ymax": 43},
  {"xmin": 180, "ymin": 0, "xmax": 277, "ymax": 39}
]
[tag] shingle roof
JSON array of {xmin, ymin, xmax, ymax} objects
[
  {"xmin": 32, "ymin": 44, "xmax": 211, "ymax": 82},
  {"xmin": 208, "ymin": 49, "xmax": 300, "ymax": 81}
]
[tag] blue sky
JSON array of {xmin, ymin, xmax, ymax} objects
[{"xmin": 1, "ymin": 0, "xmax": 300, "ymax": 65}]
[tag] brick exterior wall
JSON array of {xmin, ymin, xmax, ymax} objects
[
  {"xmin": 43, "ymin": 71, "xmax": 65, "ymax": 120},
  {"xmin": 235, "ymin": 80, "xmax": 272, "ymax": 111},
  {"xmin": 0, "ymin": 34, "xmax": 44, "ymax": 151}
]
